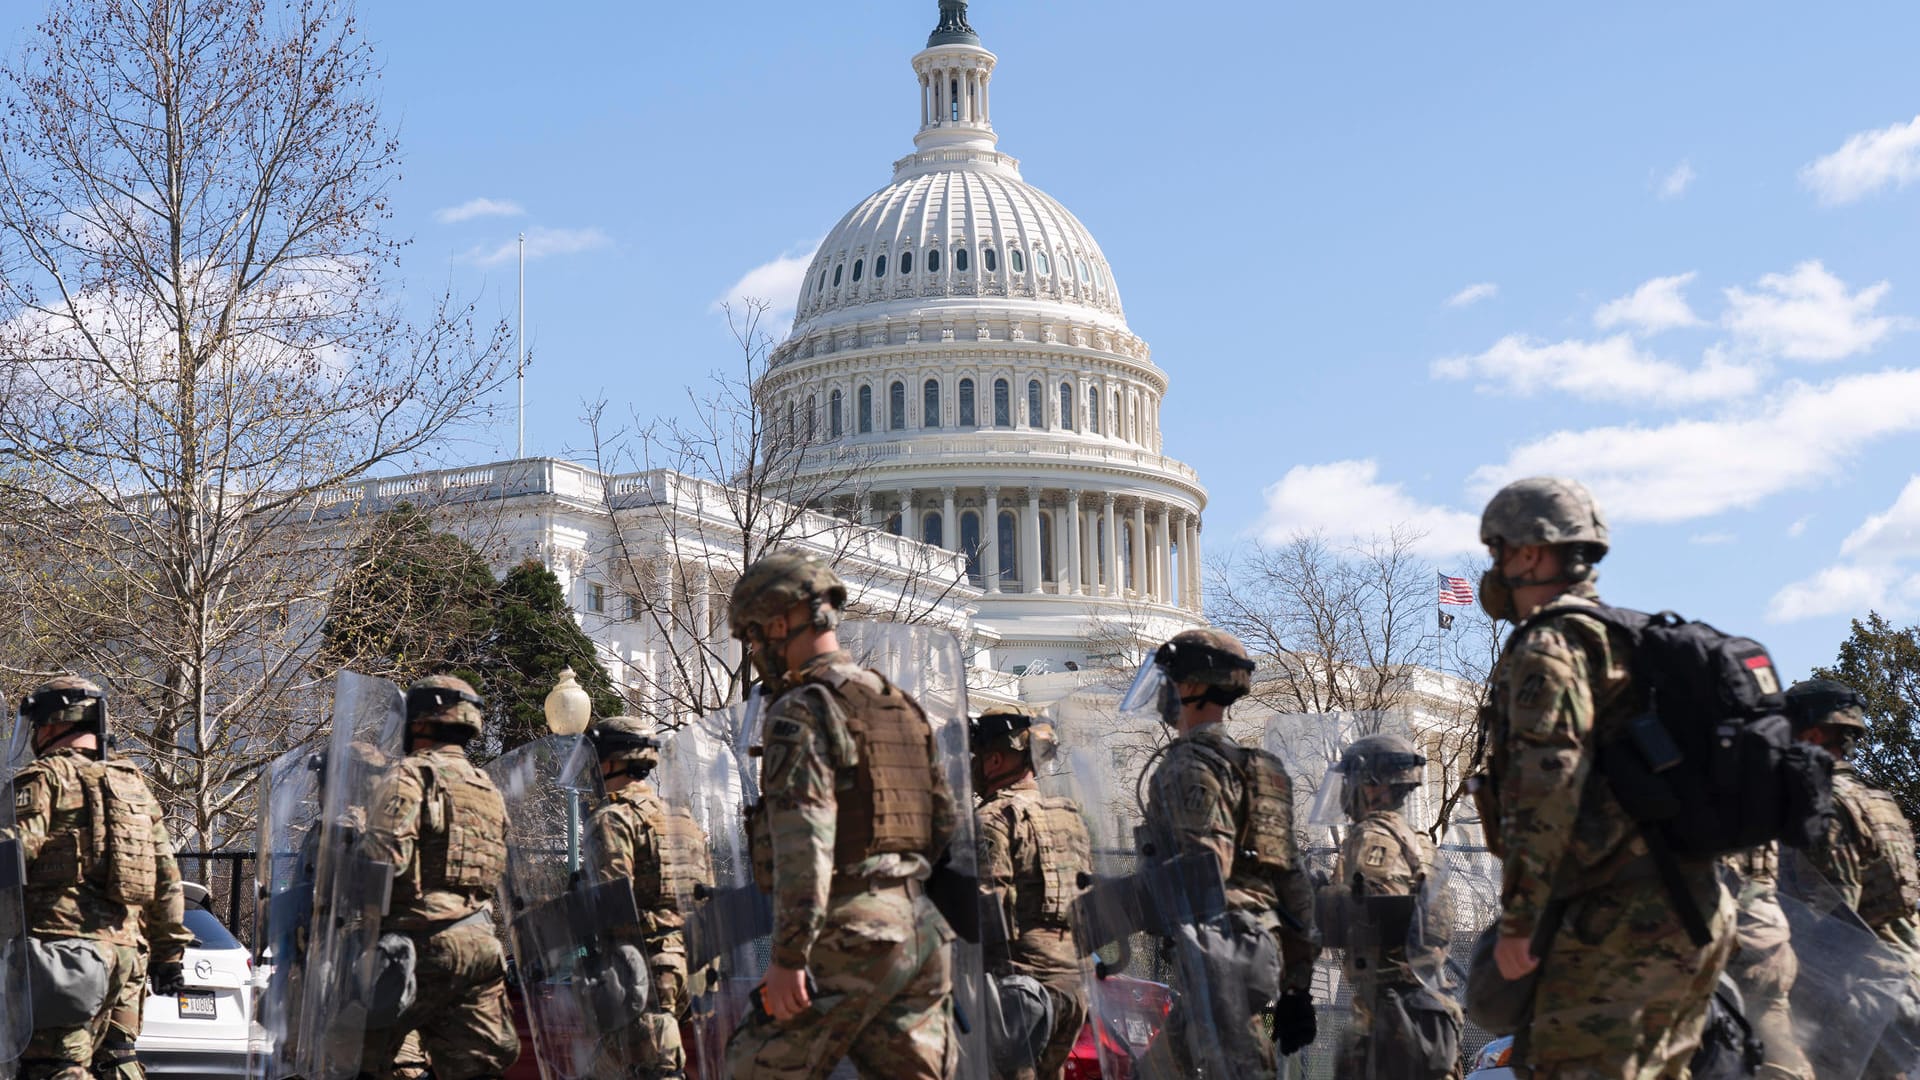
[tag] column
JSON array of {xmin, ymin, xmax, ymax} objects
[
  {"xmin": 1157, "ymin": 504, "xmax": 1173, "ymax": 604},
  {"xmin": 1184, "ymin": 517, "xmax": 1201, "ymax": 611},
  {"xmin": 860, "ymin": 492, "xmax": 877, "ymax": 528},
  {"xmin": 1065, "ymin": 490, "xmax": 1083, "ymax": 596},
  {"xmin": 1192, "ymin": 516, "xmax": 1204, "ymax": 611},
  {"xmin": 899, "ymin": 487, "xmax": 916, "ymax": 538},
  {"xmin": 984, "ymin": 485, "xmax": 1001, "ymax": 594},
  {"xmin": 693, "ymin": 579, "xmax": 713, "ymax": 647},
  {"xmin": 1022, "ymin": 487, "xmax": 1043, "ymax": 594},
  {"xmin": 1130, "ymin": 500, "xmax": 1147, "ymax": 598},
  {"xmin": 941, "ymin": 487, "xmax": 957, "ymax": 550},
  {"xmin": 1101, "ymin": 494, "xmax": 1119, "ymax": 599}
]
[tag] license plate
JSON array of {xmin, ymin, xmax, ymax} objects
[{"xmin": 177, "ymin": 991, "xmax": 216, "ymax": 1019}]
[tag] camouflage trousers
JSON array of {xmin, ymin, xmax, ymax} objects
[
  {"xmin": 590, "ymin": 946, "xmax": 690, "ymax": 1079},
  {"xmin": 726, "ymin": 887, "xmax": 957, "ymax": 1080},
  {"xmin": 1519, "ymin": 869, "xmax": 1735, "ymax": 1079},
  {"xmin": 1161, "ymin": 910, "xmax": 1284, "ymax": 1080},
  {"xmin": 1725, "ymin": 891, "xmax": 1812, "ymax": 1080},
  {"xmin": 1013, "ymin": 981, "xmax": 1086, "ymax": 1080},
  {"xmin": 19, "ymin": 939, "xmax": 141, "ymax": 1080},
  {"xmin": 358, "ymin": 919, "xmax": 520, "ymax": 1080},
  {"xmin": 1339, "ymin": 980, "xmax": 1465, "ymax": 1080}
]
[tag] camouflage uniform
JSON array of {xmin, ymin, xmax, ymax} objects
[
  {"xmin": 359, "ymin": 740, "xmax": 519, "ymax": 1079},
  {"xmin": 975, "ymin": 775, "xmax": 1092, "ymax": 1080},
  {"xmin": 725, "ymin": 648, "xmax": 961, "ymax": 1080},
  {"xmin": 14, "ymin": 745, "xmax": 191, "ymax": 1080},
  {"xmin": 1721, "ymin": 845, "xmax": 1813, "ymax": 1080},
  {"xmin": 585, "ymin": 757, "xmax": 714, "ymax": 1079},
  {"xmin": 1143, "ymin": 720, "xmax": 1319, "ymax": 1078},
  {"xmin": 1483, "ymin": 582, "xmax": 1735, "ymax": 1077}
]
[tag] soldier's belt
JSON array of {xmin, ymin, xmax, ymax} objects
[{"xmin": 829, "ymin": 873, "xmax": 924, "ymax": 899}]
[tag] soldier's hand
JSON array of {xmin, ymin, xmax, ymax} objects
[
  {"xmin": 760, "ymin": 963, "xmax": 812, "ymax": 1021},
  {"xmin": 1494, "ymin": 934, "xmax": 1539, "ymax": 980},
  {"xmin": 149, "ymin": 959, "xmax": 186, "ymax": 996},
  {"xmin": 1273, "ymin": 988, "xmax": 1316, "ymax": 1055}
]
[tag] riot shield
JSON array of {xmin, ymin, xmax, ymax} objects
[
  {"xmin": 1776, "ymin": 852, "xmax": 1918, "ymax": 1079},
  {"xmin": 488, "ymin": 733, "xmax": 650, "ymax": 1080},
  {"xmin": 293, "ymin": 673, "xmax": 406, "ymax": 1080},
  {"xmin": 656, "ymin": 698, "xmax": 764, "ymax": 1080},
  {"xmin": 247, "ymin": 746, "xmax": 325, "ymax": 1080},
  {"xmin": 1343, "ymin": 850, "xmax": 1465, "ymax": 1080},
  {"xmin": 837, "ymin": 621, "xmax": 990, "ymax": 1078},
  {"xmin": 0, "ymin": 714, "xmax": 30, "ymax": 1075}
]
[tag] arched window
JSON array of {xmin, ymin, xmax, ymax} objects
[
  {"xmin": 858, "ymin": 385, "xmax": 873, "ymax": 434},
  {"xmin": 923, "ymin": 379, "xmax": 941, "ymax": 429},
  {"xmin": 955, "ymin": 248, "xmax": 969, "ymax": 273},
  {"xmin": 1039, "ymin": 512, "xmax": 1055, "ymax": 583},
  {"xmin": 1036, "ymin": 251, "xmax": 1051, "ymax": 275},
  {"xmin": 999, "ymin": 511, "xmax": 1019, "ymax": 584},
  {"xmin": 984, "ymin": 248, "xmax": 998, "ymax": 273},
  {"xmin": 1095, "ymin": 516, "xmax": 1107, "ymax": 586},
  {"xmin": 817, "ymin": 270, "xmax": 827, "ymax": 292},
  {"xmin": 887, "ymin": 507, "xmax": 903, "ymax": 536},
  {"xmin": 927, "ymin": 248, "xmax": 942, "ymax": 273},
  {"xmin": 1010, "ymin": 249, "xmax": 1025, "ymax": 273},
  {"xmin": 875, "ymin": 254, "xmax": 887, "ymax": 278},
  {"xmin": 1027, "ymin": 380, "xmax": 1043, "ymax": 428},
  {"xmin": 852, "ymin": 259, "xmax": 863, "ymax": 283},
  {"xmin": 1112, "ymin": 389, "xmax": 1121, "ymax": 435},
  {"xmin": 961, "ymin": 511, "xmax": 982, "ymax": 582},
  {"xmin": 900, "ymin": 250, "xmax": 913, "ymax": 275},
  {"xmin": 950, "ymin": 79, "xmax": 960, "ymax": 122},
  {"xmin": 785, "ymin": 401, "xmax": 796, "ymax": 444},
  {"xmin": 830, "ymin": 390, "xmax": 843, "ymax": 438},
  {"xmin": 832, "ymin": 264, "xmax": 843, "ymax": 287},
  {"xmin": 805, "ymin": 394, "xmax": 816, "ymax": 442},
  {"xmin": 1078, "ymin": 258, "xmax": 1091, "ymax": 283},
  {"xmin": 1087, "ymin": 387, "xmax": 1101, "ymax": 434},
  {"xmin": 889, "ymin": 381, "xmax": 906, "ymax": 431},
  {"xmin": 959, "ymin": 378, "xmax": 977, "ymax": 427},
  {"xmin": 1122, "ymin": 523, "xmax": 1135, "ymax": 590},
  {"xmin": 993, "ymin": 378, "xmax": 1011, "ymax": 427},
  {"xmin": 1060, "ymin": 382, "xmax": 1074, "ymax": 431},
  {"xmin": 922, "ymin": 511, "xmax": 943, "ymax": 548}
]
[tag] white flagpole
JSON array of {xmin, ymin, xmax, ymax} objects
[{"xmin": 517, "ymin": 232, "xmax": 526, "ymax": 459}]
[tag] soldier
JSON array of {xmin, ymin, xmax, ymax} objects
[
  {"xmin": 1474, "ymin": 476, "xmax": 1734, "ymax": 1076},
  {"xmin": 1721, "ymin": 845, "xmax": 1813, "ymax": 1080},
  {"xmin": 11, "ymin": 675, "xmax": 191, "ymax": 1080},
  {"xmin": 1318, "ymin": 733, "xmax": 1462, "ymax": 1080},
  {"xmin": 969, "ymin": 705, "xmax": 1092, "ymax": 1080},
  {"xmin": 583, "ymin": 715, "xmax": 714, "ymax": 1080},
  {"xmin": 721, "ymin": 551, "xmax": 962, "ymax": 1080},
  {"xmin": 356, "ymin": 675, "xmax": 519, "ymax": 1080},
  {"xmin": 1137, "ymin": 628, "xmax": 1320, "ymax": 1078}
]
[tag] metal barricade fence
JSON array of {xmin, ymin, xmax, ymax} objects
[{"xmin": 174, "ymin": 850, "xmax": 258, "ymax": 946}]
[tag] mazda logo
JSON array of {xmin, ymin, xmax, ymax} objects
[{"xmin": 194, "ymin": 959, "xmax": 213, "ymax": 982}]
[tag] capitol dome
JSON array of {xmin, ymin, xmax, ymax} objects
[{"xmin": 762, "ymin": 0, "xmax": 1207, "ymax": 673}]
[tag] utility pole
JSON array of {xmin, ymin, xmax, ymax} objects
[{"xmin": 517, "ymin": 232, "xmax": 526, "ymax": 458}]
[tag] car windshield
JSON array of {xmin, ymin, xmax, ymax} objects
[{"xmin": 183, "ymin": 908, "xmax": 241, "ymax": 951}]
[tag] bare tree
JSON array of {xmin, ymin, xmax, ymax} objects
[
  {"xmin": 0, "ymin": 0, "xmax": 510, "ymax": 848},
  {"xmin": 579, "ymin": 299, "xmax": 967, "ymax": 727}
]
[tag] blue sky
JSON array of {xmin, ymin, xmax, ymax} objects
[{"xmin": 12, "ymin": 0, "xmax": 1920, "ymax": 678}]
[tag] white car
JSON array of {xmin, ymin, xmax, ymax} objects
[
  {"xmin": 1465, "ymin": 1035, "xmax": 1518, "ymax": 1079},
  {"xmin": 137, "ymin": 881, "xmax": 252, "ymax": 1077}
]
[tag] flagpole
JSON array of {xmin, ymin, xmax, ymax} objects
[{"xmin": 517, "ymin": 232, "xmax": 526, "ymax": 459}]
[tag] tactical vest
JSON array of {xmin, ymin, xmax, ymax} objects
[
  {"xmin": 94, "ymin": 761, "xmax": 161, "ymax": 906},
  {"xmin": 1030, "ymin": 795, "xmax": 1092, "ymax": 926},
  {"xmin": 630, "ymin": 793, "xmax": 713, "ymax": 911},
  {"xmin": 416, "ymin": 758, "xmax": 508, "ymax": 892},
  {"xmin": 791, "ymin": 665, "xmax": 936, "ymax": 868},
  {"xmin": 1181, "ymin": 738, "xmax": 1300, "ymax": 881},
  {"xmin": 1835, "ymin": 772, "xmax": 1920, "ymax": 928}
]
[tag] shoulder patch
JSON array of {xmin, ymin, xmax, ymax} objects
[
  {"xmin": 770, "ymin": 718, "xmax": 802, "ymax": 739},
  {"xmin": 1363, "ymin": 843, "xmax": 1389, "ymax": 868},
  {"xmin": 1516, "ymin": 672, "xmax": 1547, "ymax": 708},
  {"xmin": 13, "ymin": 786, "xmax": 27, "ymax": 811}
]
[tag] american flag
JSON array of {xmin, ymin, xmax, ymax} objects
[{"xmin": 1438, "ymin": 573, "xmax": 1475, "ymax": 607}]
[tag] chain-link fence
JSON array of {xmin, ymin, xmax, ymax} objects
[{"xmin": 174, "ymin": 850, "xmax": 257, "ymax": 946}]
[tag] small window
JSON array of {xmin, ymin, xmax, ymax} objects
[
  {"xmin": 923, "ymin": 511, "xmax": 943, "ymax": 548},
  {"xmin": 993, "ymin": 378, "xmax": 1011, "ymax": 427},
  {"xmin": 858, "ymin": 385, "xmax": 873, "ymax": 434},
  {"xmin": 805, "ymin": 394, "xmax": 817, "ymax": 441},
  {"xmin": 901, "ymin": 250, "xmax": 913, "ymax": 275},
  {"xmin": 1035, "ymin": 251, "xmax": 1051, "ymax": 275},
  {"xmin": 951, "ymin": 79, "xmax": 960, "ymax": 122},
  {"xmin": 959, "ymin": 378, "xmax": 977, "ymax": 427},
  {"xmin": 984, "ymin": 248, "xmax": 998, "ymax": 273},
  {"xmin": 923, "ymin": 379, "xmax": 941, "ymax": 429},
  {"xmin": 1010, "ymin": 249, "xmax": 1024, "ymax": 273},
  {"xmin": 1027, "ymin": 380, "xmax": 1043, "ymax": 427},
  {"xmin": 587, "ymin": 583, "xmax": 606, "ymax": 614},
  {"xmin": 1088, "ymin": 387, "xmax": 1101, "ymax": 434},
  {"xmin": 818, "ymin": 270, "xmax": 827, "ymax": 291},
  {"xmin": 624, "ymin": 593, "xmax": 640, "ymax": 621},
  {"xmin": 832, "ymin": 264, "xmax": 843, "ymax": 287},
  {"xmin": 875, "ymin": 254, "xmax": 888, "ymax": 278},
  {"xmin": 852, "ymin": 259, "xmax": 863, "ymax": 283},
  {"xmin": 889, "ymin": 381, "xmax": 906, "ymax": 431},
  {"xmin": 1060, "ymin": 382, "xmax": 1074, "ymax": 431},
  {"xmin": 927, "ymin": 248, "xmax": 942, "ymax": 273},
  {"xmin": 830, "ymin": 390, "xmax": 843, "ymax": 438},
  {"xmin": 955, "ymin": 248, "xmax": 970, "ymax": 273},
  {"xmin": 1078, "ymin": 258, "xmax": 1091, "ymax": 283}
]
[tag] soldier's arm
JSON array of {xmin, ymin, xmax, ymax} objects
[
  {"xmin": 1273, "ymin": 860, "xmax": 1321, "ymax": 990},
  {"xmin": 977, "ymin": 805, "xmax": 1017, "ymax": 942},
  {"xmin": 585, "ymin": 805, "xmax": 634, "ymax": 885},
  {"xmin": 13, "ymin": 766, "xmax": 52, "ymax": 862},
  {"xmin": 762, "ymin": 693, "xmax": 838, "ymax": 970},
  {"xmin": 1153, "ymin": 751, "xmax": 1236, "ymax": 879},
  {"xmin": 1351, "ymin": 820, "xmax": 1417, "ymax": 896},
  {"xmin": 927, "ymin": 718, "xmax": 959, "ymax": 860},
  {"xmin": 145, "ymin": 812, "xmax": 191, "ymax": 964},
  {"xmin": 1495, "ymin": 622, "xmax": 1593, "ymax": 940},
  {"xmin": 363, "ymin": 765, "xmax": 424, "ymax": 877}
]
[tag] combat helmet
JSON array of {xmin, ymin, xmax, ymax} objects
[
  {"xmin": 729, "ymin": 552, "xmax": 847, "ymax": 639},
  {"xmin": 1336, "ymin": 732, "xmax": 1426, "ymax": 818},
  {"xmin": 1785, "ymin": 678, "xmax": 1867, "ymax": 734},
  {"xmin": 405, "ymin": 675, "xmax": 485, "ymax": 743},
  {"xmin": 1158, "ymin": 629, "xmax": 1255, "ymax": 702},
  {"xmin": 1480, "ymin": 476, "xmax": 1609, "ymax": 569},
  {"xmin": 588, "ymin": 715, "xmax": 663, "ymax": 778},
  {"xmin": 19, "ymin": 674, "xmax": 108, "ymax": 759},
  {"xmin": 970, "ymin": 703, "xmax": 1057, "ymax": 765}
]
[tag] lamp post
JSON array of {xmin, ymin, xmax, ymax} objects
[{"xmin": 544, "ymin": 668, "xmax": 592, "ymax": 871}]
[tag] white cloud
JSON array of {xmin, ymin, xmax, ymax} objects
[
  {"xmin": 1594, "ymin": 272, "xmax": 1704, "ymax": 335},
  {"xmin": 713, "ymin": 244, "xmax": 820, "ymax": 324},
  {"xmin": 1657, "ymin": 160, "xmax": 1696, "ymax": 200},
  {"xmin": 1722, "ymin": 260, "xmax": 1903, "ymax": 361},
  {"xmin": 1689, "ymin": 532, "xmax": 1736, "ymax": 546},
  {"xmin": 1839, "ymin": 476, "xmax": 1920, "ymax": 562},
  {"xmin": 1254, "ymin": 460, "xmax": 1483, "ymax": 559},
  {"xmin": 1771, "ymin": 476, "xmax": 1920, "ymax": 621},
  {"xmin": 1431, "ymin": 332, "xmax": 1759, "ymax": 405},
  {"xmin": 462, "ymin": 226, "xmax": 611, "ymax": 267},
  {"xmin": 1801, "ymin": 114, "xmax": 1920, "ymax": 206},
  {"xmin": 1446, "ymin": 282, "xmax": 1498, "ymax": 308},
  {"xmin": 433, "ymin": 197, "xmax": 525, "ymax": 225},
  {"xmin": 1469, "ymin": 368, "xmax": 1920, "ymax": 523},
  {"xmin": 1788, "ymin": 516, "xmax": 1811, "ymax": 538}
]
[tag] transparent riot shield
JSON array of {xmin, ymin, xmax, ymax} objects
[
  {"xmin": 657, "ymin": 698, "xmax": 764, "ymax": 1080},
  {"xmin": 294, "ymin": 673, "xmax": 405, "ymax": 1080},
  {"xmin": 1344, "ymin": 850, "xmax": 1465, "ymax": 1080},
  {"xmin": 1776, "ymin": 851, "xmax": 1918, "ymax": 1079},
  {"xmin": 0, "ymin": 715, "xmax": 30, "ymax": 1076},
  {"xmin": 838, "ymin": 621, "xmax": 990, "ymax": 1078},
  {"xmin": 247, "ymin": 746, "xmax": 325, "ymax": 1080},
  {"xmin": 488, "ymin": 733, "xmax": 649, "ymax": 1080}
]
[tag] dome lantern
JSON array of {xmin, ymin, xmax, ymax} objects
[{"xmin": 913, "ymin": 1, "xmax": 997, "ymax": 154}]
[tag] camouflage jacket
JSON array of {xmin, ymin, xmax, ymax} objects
[
  {"xmin": 586, "ymin": 781, "xmax": 712, "ymax": 943},
  {"xmin": 976, "ymin": 777, "xmax": 1090, "ymax": 986},
  {"xmin": 14, "ymin": 747, "xmax": 190, "ymax": 960},
  {"xmin": 1330, "ymin": 809, "xmax": 1429, "ymax": 982},
  {"xmin": 365, "ymin": 743, "xmax": 506, "ymax": 929},
  {"xmin": 757, "ymin": 649, "xmax": 960, "ymax": 970},
  {"xmin": 1809, "ymin": 761, "xmax": 1920, "ymax": 954}
]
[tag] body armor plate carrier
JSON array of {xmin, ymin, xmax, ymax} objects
[
  {"xmin": 1836, "ymin": 773, "xmax": 1920, "ymax": 928},
  {"xmin": 418, "ymin": 759, "xmax": 509, "ymax": 893}
]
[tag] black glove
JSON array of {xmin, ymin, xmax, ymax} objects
[
  {"xmin": 149, "ymin": 959, "xmax": 186, "ymax": 996},
  {"xmin": 1274, "ymin": 988, "xmax": 1316, "ymax": 1056}
]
